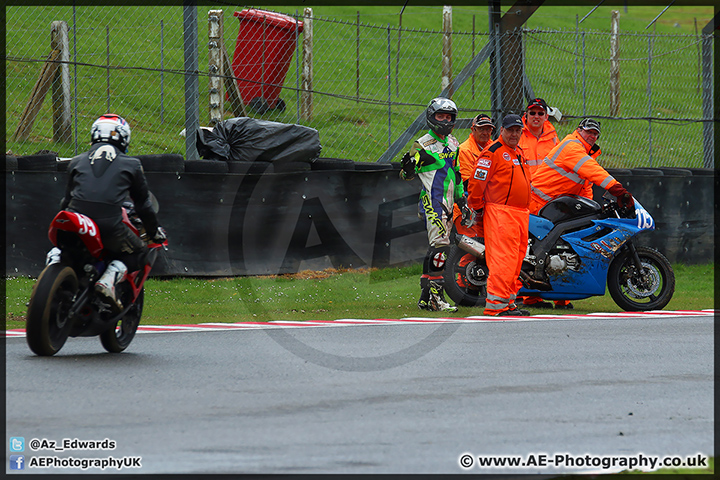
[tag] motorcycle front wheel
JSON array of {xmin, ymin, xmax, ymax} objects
[
  {"xmin": 443, "ymin": 245, "xmax": 487, "ymax": 307},
  {"xmin": 26, "ymin": 264, "xmax": 79, "ymax": 356},
  {"xmin": 100, "ymin": 288, "xmax": 143, "ymax": 353},
  {"xmin": 607, "ymin": 245, "xmax": 675, "ymax": 311}
]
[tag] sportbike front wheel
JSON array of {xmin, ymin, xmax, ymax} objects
[
  {"xmin": 443, "ymin": 245, "xmax": 487, "ymax": 307},
  {"xmin": 26, "ymin": 265, "xmax": 78, "ymax": 356},
  {"xmin": 100, "ymin": 288, "xmax": 143, "ymax": 353},
  {"xmin": 607, "ymin": 246, "xmax": 675, "ymax": 311}
]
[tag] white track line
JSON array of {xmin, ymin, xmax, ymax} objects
[{"xmin": 4, "ymin": 310, "xmax": 715, "ymax": 338}]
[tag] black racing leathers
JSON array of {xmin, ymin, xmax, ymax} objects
[{"xmin": 60, "ymin": 143, "xmax": 159, "ymax": 270}]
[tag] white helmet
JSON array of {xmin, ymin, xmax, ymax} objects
[
  {"xmin": 426, "ymin": 97, "xmax": 457, "ymax": 136},
  {"xmin": 90, "ymin": 114, "xmax": 131, "ymax": 152}
]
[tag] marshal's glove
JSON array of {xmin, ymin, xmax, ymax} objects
[
  {"xmin": 607, "ymin": 183, "xmax": 635, "ymax": 209},
  {"xmin": 399, "ymin": 152, "xmax": 416, "ymax": 180},
  {"xmin": 456, "ymin": 196, "xmax": 475, "ymax": 227}
]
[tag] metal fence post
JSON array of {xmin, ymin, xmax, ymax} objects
[
  {"xmin": 647, "ymin": 27, "xmax": 654, "ymax": 167},
  {"xmin": 183, "ymin": 1, "xmax": 199, "ymax": 161},
  {"xmin": 610, "ymin": 10, "xmax": 620, "ymax": 116},
  {"xmin": 387, "ymin": 24, "xmax": 392, "ymax": 148}
]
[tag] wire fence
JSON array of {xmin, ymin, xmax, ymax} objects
[{"xmin": 4, "ymin": 5, "xmax": 714, "ymax": 168}]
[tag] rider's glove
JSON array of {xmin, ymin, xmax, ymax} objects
[
  {"xmin": 150, "ymin": 226, "xmax": 167, "ymax": 244},
  {"xmin": 607, "ymin": 183, "xmax": 635, "ymax": 209},
  {"xmin": 456, "ymin": 196, "xmax": 475, "ymax": 227},
  {"xmin": 399, "ymin": 152, "xmax": 416, "ymax": 180}
]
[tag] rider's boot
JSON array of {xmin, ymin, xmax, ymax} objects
[
  {"xmin": 95, "ymin": 260, "xmax": 128, "ymax": 311},
  {"xmin": 428, "ymin": 280, "xmax": 458, "ymax": 313},
  {"xmin": 417, "ymin": 277, "xmax": 431, "ymax": 310},
  {"xmin": 45, "ymin": 247, "xmax": 62, "ymax": 266}
]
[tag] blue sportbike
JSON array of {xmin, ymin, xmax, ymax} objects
[{"xmin": 444, "ymin": 193, "xmax": 675, "ymax": 311}]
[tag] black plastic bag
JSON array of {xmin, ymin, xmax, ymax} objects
[{"xmin": 196, "ymin": 117, "xmax": 321, "ymax": 163}]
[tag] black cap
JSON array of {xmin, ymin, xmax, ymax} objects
[
  {"xmin": 501, "ymin": 114, "xmax": 523, "ymax": 129},
  {"xmin": 578, "ymin": 118, "xmax": 601, "ymax": 134},
  {"xmin": 472, "ymin": 113, "xmax": 494, "ymax": 130},
  {"xmin": 526, "ymin": 98, "xmax": 548, "ymax": 111}
]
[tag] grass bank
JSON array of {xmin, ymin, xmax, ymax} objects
[{"xmin": 4, "ymin": 262, "xmax": 713, "ymax": 330}]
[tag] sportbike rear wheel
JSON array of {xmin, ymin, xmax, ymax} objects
[
  {"xmin": 26, "ymin": 264, "xmax": 78, "ymax": 356},
  {"xmin": 100, "ymin": 288, "xmax": 143, "ymax": 353},
  {"xmin": 608, "ymin": 246, "xmax": 675, "ymax": 311},
  {"xmin": 443, "ymin": 245, "xmax": 487, "ymax": 307}
]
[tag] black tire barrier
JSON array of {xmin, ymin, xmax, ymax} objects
[
  {"xmin": 227, "ymin": 161, "xmax": 274, "ymax": 175},
  {"xmin": 606, "ymin": 168, "xmax": 633, "ymax": 176},
  {"xmin": 136, "ymin": 154, "xmax": 185, "ymax": 173},
  {"xmin": 273, "ymin": 161, "xmax": 312, "ymax": 173},
  {"xmin": 657, "ymin": 167, "xmax": 692, "ymax": 176},
  {"xmin": 16, "ymin": 153, "xmax": 58, "ymax": 171},
  {"xmin": 184, "ymin": 159, "xmax": 229, "ymax": 174},
  {"xmin": 56, "ymin": 160, "xmax": 70, "ymax": 172},
  {"xmin": 5, "ymin": 154, "xmax": 18, "ymax": 171},
  {"xmin": 310, "ymin": 158, "xmax": 356, "ymax": 171},
  {"xmin": 354, "ymin": 161, "xmax": 393, "ymax": 172},
  {"xmin": 631, "ymin": 168, "xmax": 664, "ymax": 176},
  {"xmin": 686, "ymin": 168, "xmax": 716, "ymax": 176}
]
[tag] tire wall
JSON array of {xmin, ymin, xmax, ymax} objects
[{"xmin": 5, "ymin": 167, "xmax": 715, "ymax": 277}]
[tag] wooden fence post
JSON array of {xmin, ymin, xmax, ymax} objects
[
  {"xmin": 441, "ymin": 5, "xmax": 453, "ymax": 96},
  {"xmin": 208, "ymin": 9, "xmax": 224, "ymax": 125},
  {"xmin": 52, "ymin": 21, "xmax": 71, "ymax": 143},
  {"xmin": 301, "ymin": 8, "xmax": 313, "ymax": 122},
  {"xmin": 609, "ymin": 10, "xmax": 620, "ymax": 116},
  {"xmin": 13, "ymin": 49, "xmax": 60, "ymax": 141}
]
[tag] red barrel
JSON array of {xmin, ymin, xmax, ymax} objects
[{"xmin": 231, "ymin": 9, "xmax": 303, "ymax": 112}]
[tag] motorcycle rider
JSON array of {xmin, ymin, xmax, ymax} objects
[
  {"xmin": 399, "ymin": 97, "xmax": 471, "ymax": 312},
  {"xmin": 54, "ymin": 114, "xmax": 165, "ymax": 311}
]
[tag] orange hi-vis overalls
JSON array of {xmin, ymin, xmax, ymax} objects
[
  {"xmin": 530, "ymin": 131, "xmax": 618, "ymax": 215},
  {"xmin": 467, "ymin": 137, "xmax": 531, "ymax": 316},
  {"xmin": 518, "ymin": 118, "xmax": 558, "ymax": 176},
  {"xmin": 453, "ymin": 134, "xmax": 490, "ymax": 238}
]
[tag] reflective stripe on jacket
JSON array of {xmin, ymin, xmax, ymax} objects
[
  {"xmin": 518, "ymin": 118, "xmax": 558, "ymax": 174},
  {"xmin": 530, "ymin": 131, "xmax": 617, "ymax": 210}
]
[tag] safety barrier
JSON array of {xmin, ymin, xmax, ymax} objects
[{"xmin": 4, "ymin": 162, "xmax": 715, "ymax": 277}]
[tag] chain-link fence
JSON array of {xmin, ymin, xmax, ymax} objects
[{"xmin": 5, "ymin": 5, "xmax": 714, "ymax": 168}]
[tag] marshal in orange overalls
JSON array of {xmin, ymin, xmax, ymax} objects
[{"xmin": 467, "ymin": 136, "xmax": 531, "ymax": 316}]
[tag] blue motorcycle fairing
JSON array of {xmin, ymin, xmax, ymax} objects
[
  {"xmin": 528, "ymin": 214, "xmax": 553, "ymax": 240},
  {"xmin": 519, "ymin": 204, "xmax": 655, "ymax": 300}
]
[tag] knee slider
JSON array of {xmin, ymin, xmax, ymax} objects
[{"xmin": 427, "ymin": 246, "xmax": 449, "ymax": 275}]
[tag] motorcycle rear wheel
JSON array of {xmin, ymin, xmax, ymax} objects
[
  {"xmin": 100, "ymin": 288, "xmax": 143, "ymax": 353},
  {"xmin": 26, "ymin": 264, "xmax": 78, "ymax": 356},
  {"xmin": 443, "ymin": 245, "xmax": 487, "ymax": 307},
  {"xmin": 608, "ymin": 246, "xmax": 675, "ymax": 311}
]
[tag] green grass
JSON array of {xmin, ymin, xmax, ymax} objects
[
  {"xmin": 5, "ymin": 5, "xmax": 714, "ymax": 167},
  {"xmin": 4, "ymin": 262, "xmax": 713, "ymax": 330}
]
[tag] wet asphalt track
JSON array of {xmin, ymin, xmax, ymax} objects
[{"xmin": 5, "ymin": 313, "xmax": 714, "ymax": 474}]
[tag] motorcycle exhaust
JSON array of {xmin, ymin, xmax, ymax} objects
[{"xmin": 457, "ymin": 235, "xmax": 485, "ymax": 259}]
